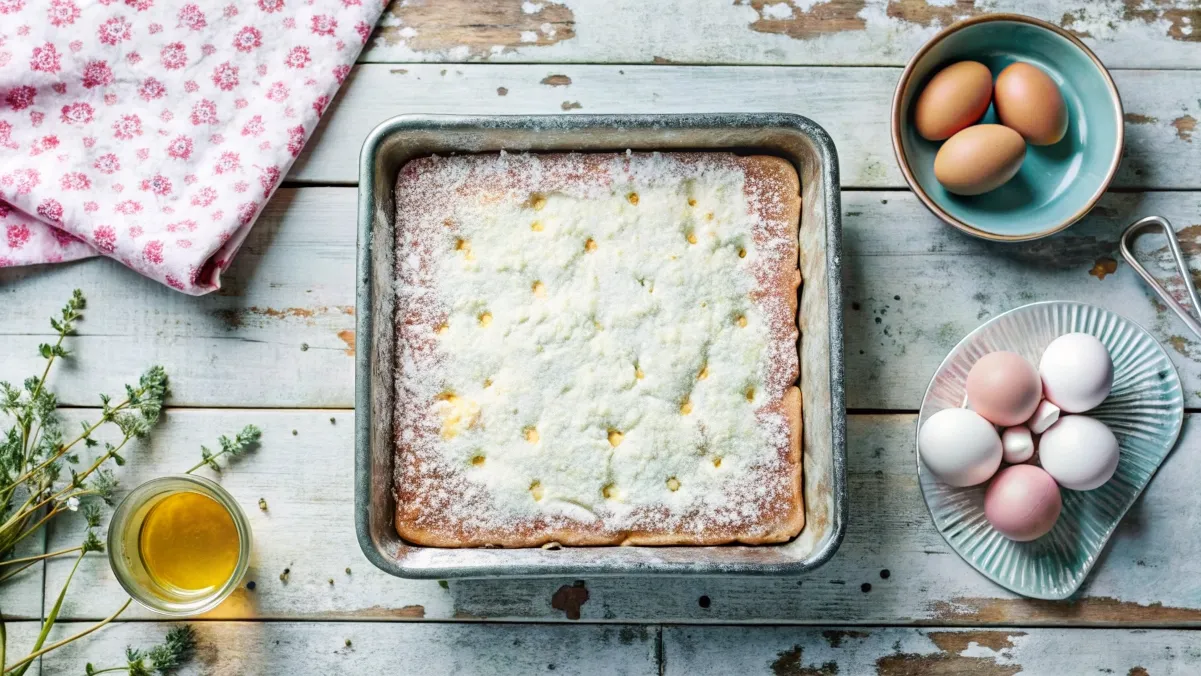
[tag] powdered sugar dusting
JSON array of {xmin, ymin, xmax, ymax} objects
[{"xmin": 393, "ymin": 152, "xmax": 800, "ymax": 546}]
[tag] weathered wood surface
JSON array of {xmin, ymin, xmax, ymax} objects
[
  {"xmin": 3, "ymin": 5, "xmax": 1201, "ymax": 663},
  {"xmin": 34, "ymin": 621, "xmax": 1201, "ymax": 675},
  {"xmin": 42, "ymin": 621, "xmax": 658, "ymax": 675},
  {"xmin": 0, "ymin": 623, "xmax": 44, "ymax": 676},
  {"xmin": 292, "ymin": 65, "xmax": 1201, "ymax": 189},
  {"xmin": 0, "ymin": 516, "xmax": 49, "ymax": 621},
  {"xmin": 0, "ymin": 189, "xmax": 358, "ymax": 410},
  {"xmin": 41, "ymin": 410, "xmax": 1201, "ymax": 625},
  {"xmin": 363, "ymin": 0, "xmax": 1201, "ymax": 70},
  {"xmin": 662, "ymin": 625, "xmax": 1201, "ymax": 675},
  {"xmin": 6, "ymin": 189, "xmax": 1201, "ymax": 411}
]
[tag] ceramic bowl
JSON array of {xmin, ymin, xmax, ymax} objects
[
  {"xmin": 917, "ymin": 302, "xmax": 1183, "ymax": 599},
  {"xmin": 891, "ymin": 14, "xmax": 1123, "ymax": 242}
]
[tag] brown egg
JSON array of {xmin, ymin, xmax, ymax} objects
[
  {"xmin": 934, "ymin": 125, "xmax": 1026, "ymax": 196},
  {"xmin": 994, "ymin": 62, "xmax": 1068, "ymax": 146},
  {"xmin": 912, "ymin": 61, "xmax": 993, "ymax": 141}
]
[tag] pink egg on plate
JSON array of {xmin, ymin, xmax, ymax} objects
[
  {"xmin": 965, "ymin": 351, "xmax": 1042, "ymax": 426},
  {"xmin": 984, "ymin": 464, "xmax": 1062, "ymax": 541}
]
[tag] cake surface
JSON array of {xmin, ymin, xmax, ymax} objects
[{"xmin": 392, "ymin": 151, "xmax": 802, "ymax": 547}]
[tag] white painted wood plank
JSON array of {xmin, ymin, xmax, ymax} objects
[
  {"xmin": 0, "ymin": 623, "xmax": 43, "ymax": 676},
  {"xmin": 662, "ymin": 625, "xmax": 1201, "ymax": 675},
  {"xmin": 42, "ymin": 621, "xmax": 658, "ymax": 676},
  {"xmin": 46, "ymin": 410, "xmax": 1201, "ymax": 625},
  {"xmin": 843, "ymin": 189, "xmax": 1201, "ymax": 410},
  {"xmin": 0, "ymin": 520, "xmax": 48, "ymax": 621},
  {"xmin": 363, "ymin": 0, "xmax": 1201, "ymax": 70},
  {"xmin": 7, "ymin": 189, "xmax": 1201, "ymax": 411},
  {"xmin": 293, "ymin": 65, "xmax": 1201, "ymax": 189},
  {"xmin": 0, "ymin": 189, "xmax": 357, "ymax": 409}
]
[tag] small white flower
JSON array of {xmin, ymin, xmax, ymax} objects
[{"xmin": 66, "ymin": 497, "xmax": 80, "ymax": 512}]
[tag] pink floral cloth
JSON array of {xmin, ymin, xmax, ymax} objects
[{"xmin": 0, "ymin": 0, "xmax": 385, "ymax": 294}]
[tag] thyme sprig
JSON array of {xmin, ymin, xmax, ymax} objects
[
  {"xmin": 186, "ymin": 425, "xmax": 261, "ymax": 474},
  {"xmin": 85, "ymin": 625, "xmax": 196, "ymax": 676},
  {"xmin": 0, "ymin": 292, "xmax": 257, "ymax": 675},
  {"xmin": 0, "ymin": 292, "xmax": 168, "ymax": 676}
]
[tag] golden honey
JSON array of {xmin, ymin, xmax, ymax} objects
[
  {"xmin": 139, "ymin": 491, "xmax": 239, "ymax": 593},
  {"xmin": 110, "ymin": 475, "xmax": 251, "ymax": 616}
]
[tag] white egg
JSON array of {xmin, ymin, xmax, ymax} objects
[
  {"xmin": 918, "ymin": 408, "xmax": 1003, "ymax": 487},
  {"xmin": 1001, "ymin": 425, "xmax": 1034, "ymax": 464},
  {"xmin": 1039, "ymin": 333, "xmax": 1113, "ymax": 412},
  {"xmin": 1038, "ymin": 415, "xmax": 1119, "ymax": 490},
  {"xmin": 1027, "ymin": 399, "xmax": 1060, "ymax": 434}
]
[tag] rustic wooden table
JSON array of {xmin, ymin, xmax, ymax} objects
[{"xmin": 4, "ymin": 1, "xmax": 1201, "ymax": 674}]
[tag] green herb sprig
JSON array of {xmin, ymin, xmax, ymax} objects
[
  {"xmin": 0, "ymin": 292, "xmax": 256, "ymax": 675},
  {"xmin": 187, "ymin": 425, "xmax": 261, "ymax": 474},
  {"xmin": 85, "ymin": 625, "xmax": 196, "ymax": 676}
]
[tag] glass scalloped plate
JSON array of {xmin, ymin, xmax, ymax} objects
[{"xmin": 916, "ymin": 301, "xmax": 1183, "ymax": 600}]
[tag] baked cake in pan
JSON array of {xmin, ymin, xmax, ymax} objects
[{"xmin": 392, "ymin": 151, "xmax": 802, "ymax": 547}]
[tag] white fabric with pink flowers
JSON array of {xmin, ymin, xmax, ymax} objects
[{"xmin": 0, "ymin": 0, "xmax": 384, "ymax": 294}]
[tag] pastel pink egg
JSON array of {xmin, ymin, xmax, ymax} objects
[
  {"xmin": 966, "ymin": 351, "xmax": 1042, "ymax": 426},
  {"xmin": 984, "ymin": 464, "xmax": 1062, "ymax": 541}
]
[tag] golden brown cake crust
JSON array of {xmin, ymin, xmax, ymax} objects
[{"xmin": 393, "ymin": 152, "xmax": 802, "ymax": 548}]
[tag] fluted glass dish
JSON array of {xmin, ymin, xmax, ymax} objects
[{"xmin": 917, "ymin": 301, "xmax": 1183, "ymax": 599}]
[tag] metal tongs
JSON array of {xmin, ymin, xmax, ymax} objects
[{"xmin": 1120, "ymin": 215, "xmax": 1201, "ymax": 339}]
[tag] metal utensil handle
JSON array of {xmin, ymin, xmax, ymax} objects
[{"xmin": 1119, "ymin": 215, "xmax": 1201, "ymax": 340}]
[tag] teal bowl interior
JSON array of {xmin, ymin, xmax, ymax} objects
[{"xmin": 897, "ymin": 19, "xmax": 1122, "ymax": 240}]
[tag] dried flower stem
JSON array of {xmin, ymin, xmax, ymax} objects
[
  {"xmin": 0, "ymin": 545, "xmax": 82, "ymax": 568},
  {"xmin": 3, "ymin": 599, "xmax": 132, "ymax": 675}
]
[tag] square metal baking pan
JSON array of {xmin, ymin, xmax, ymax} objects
[{"xmin": 356, "ymin": 113, "xmax": 846, "ymax": 578}]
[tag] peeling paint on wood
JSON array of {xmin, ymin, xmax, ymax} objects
[
  {"xmin": 1089, "ymin": 257, "xmax": 1118, "ymax": 280},
  {"xmin": 1173, "ymin": 115, "xmax": 1196, "ymax": 141},
  {"xmin": 926, "ymin": 631, "xmax": 1026, "ymax": 654},
  {"xmin": 378, "ymin": 0, "xmax": 576, "ymax": 59},
  {"xmin": 318, "ymin": 604, "xmax": 427, "ymax": 619},
  {"xmin": 1129, "ymin": 667, "xmax": 1150, "ymax": 676},
  {"xmin": 822, "ymin": 629, "xmax": 868, "ymax": 648},
  {"xmin": 361, "ymin": 1, "xmax": 1201, "ymax": 68},
  {"xmin": 540, "ymin": 74, "xmax": 572, "ymax": 86},
  {"xmin": 1123, "ymin": 1, "xmax": 1201, "ymax": 43},
  {"xmin": 885, "ymin": 0, "xmax": 979, "ymax": 28},
  {"xmin": 550, "ymin": 581, "xmax": 589, "ymax": 620},
  {"xmin": 1168, "ymin": 334, "xmax": 1194, "ymax": 358},
  {"xmin": 928, "ymin": 595, "xmax": 1201, "ymax": 624},
  {"xmin": 875, "ymin": 630, "xmax": 1026, "ymax": 676},
  {"xmin": 746, "ymin": 0, "xmax": 868, "ymax": 40},
  {"xmin": 875, "ymin": 652, "xmax": 1018, "ymax": 676},
  {"xmin": 561, "ymin": 100, "xmax": 582, "ymax": 110},
  {"xmin": 213, "ymin": 305, "xmax": 355, "ymax": 329},
  {"xmin": 1125, "ymin": 113, "xmax": 1158, "ymax": 124},
  {"xmin": 770, "ymin": 645, "xmax": 838, "ymax": 676},
  {"xmin": 668, "ymin": 627, "xmax": 1201, "ymax": 674},
  {"xmin": 497, "ymin": 86, "xmax": 509, "ymax": 96},
  {"xmin": 337, "ymin": 329, "xmax": 356, "ymax": 356}
]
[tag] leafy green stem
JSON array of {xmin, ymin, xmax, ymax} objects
[
  {"xmin": 3, "ymin": 598, "xmax": 131, "ymax": 676},
  {"xmin": 0, "ymin": 546, "xmax": 82, "ymax": 568},
  {"xmin": 6, "ymin": 398, "xmax": 132, "ymax": 494},
  {"xmin": 0, "ymin": 561, "xmax": 35, "ymax": 585},
  {"xmin": 185, "ymin": 425, "xmax": 261, "ymax": 474},
  {"xmin": 9, "ymin": 547, "xmax": 86, "ymax": 676}
]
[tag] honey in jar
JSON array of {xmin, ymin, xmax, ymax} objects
[{"xmin": 138, "ymin": 491, "xmax": 239, "ymax": 593}]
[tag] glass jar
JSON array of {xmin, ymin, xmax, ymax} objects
[{"xmin": 108, "ymin": 475, "xmax": 252, "ymax": 616}]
